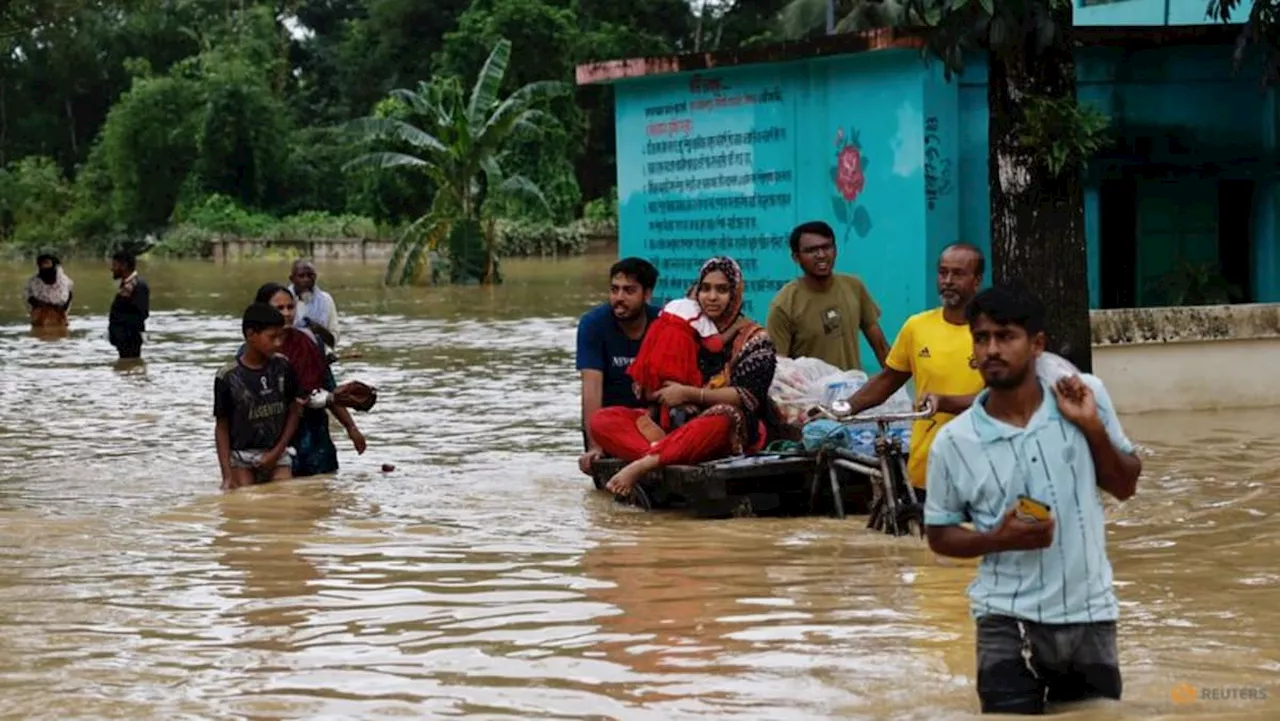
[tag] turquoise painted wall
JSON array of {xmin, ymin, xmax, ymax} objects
[
  {"xmin": 1075, "ymin": 0, "xmax": 1253, "ymax": 26},
  {"xmin": 615, "ymin": 49, "xmax": 942, "ymax": 372},
  {"xmin": 611, "ymin": 32, "xmax": 1280, "ymax": 336},
  {"xmin": 955, "ymin": 44, "xmax": 1279, "ymax": 305}
]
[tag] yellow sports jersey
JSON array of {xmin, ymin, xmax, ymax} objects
[{"xmin": 884, "ymin": 308, "xmax": 985, "ymax": 488}]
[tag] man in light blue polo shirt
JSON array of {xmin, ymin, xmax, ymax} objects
[{"xmin": 924, "ymin": 282, "xmax": 1142, "ymax": 715}]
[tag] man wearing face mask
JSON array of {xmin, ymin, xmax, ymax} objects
[
  {"xmin": 26, "ymin": 253, "xmax": 75, "ymax": 327},
  {"xmin": 288, "ymin": 259, "xmax": 339, "ymax": 350},
  {"xmin": 841, "ymin": 243, "xmax": 987, "ymax": 500}
]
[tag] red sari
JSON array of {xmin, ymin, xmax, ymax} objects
[
  {"xmin": 280, "ymin": 328, "xmax": 328, "ymax": 393},
  {"xmin": 589, "ymin": 256, "xmax": 776, "ymax": 466}
]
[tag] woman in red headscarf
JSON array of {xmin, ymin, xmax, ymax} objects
[{"xmin": 589, "ymin": 256, "xmax": 779, "ymax": 497}]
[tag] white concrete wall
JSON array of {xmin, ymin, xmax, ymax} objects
[
  {"xmin": 1093, "ymin": 339, "xmax": 1280, "ymax": 413},
  {"xmin": 1090, "ymin": 303, "xmax": 1280, "ymax": 414},
  {"xmin": 210, "ymin": 239, "xmax": 396, "ymax": 263}
]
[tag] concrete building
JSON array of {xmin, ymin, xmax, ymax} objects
[{"xmin": 576, "ymin": 5, "xmax": 1280, "ymax": 412}]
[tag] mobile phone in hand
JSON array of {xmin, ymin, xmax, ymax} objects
[{"xmin": 1016, "ymin": 495, "xmax": 1052, "ymax": 523}]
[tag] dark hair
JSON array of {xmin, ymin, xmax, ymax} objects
[
  {"xmin": 965, "ymin": 281, "xmax": 1045, "ymax": 335},
  {"xmin": 111, "ymin": 251, "xmax": 136, "ymax": 270},
  {"xmin": 254, "ymin": 282, "xmax": 292, "ymax": 304},
  {"xmin": 789, "ymin": 221, "xmax": 836, "ymax": 253},
  {"xmin": 942, "ymin": 242, "xmax": 985, "ymax": 277},
  {"xmin": 242, "ymin": 302, "xmax": 286, "ymax": 335},
  {"xmin": 609, "ymin": 257, "xmax": 658, "ymax": 290}
]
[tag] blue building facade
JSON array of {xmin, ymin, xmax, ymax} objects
[{"xmin": 585, "ymin": 4, "xmax": 1277, "ymax": 371}]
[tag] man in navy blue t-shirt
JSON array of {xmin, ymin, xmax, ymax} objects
[{"xmin": 577, "ymin": 257, "xmax": 660, "ymax": 475}]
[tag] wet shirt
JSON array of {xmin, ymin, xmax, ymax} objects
[
  {"xmin": 213, "ymin": 356, "xmax": 303, "ymax": 451},
  {"xmin": 766, "ymin": 274, "xmax": 880, "ymax": 371},
  {"xmin": 884, "ymin": 307, "xmax": 986, "ymax": 488},
  {"xmin": 291, "ymin": 285, "xmax": 339, "ymax": 343},
  {"xmin": 109, "ymin": 273, "xmax": 150, "ymax": 331},
  {"xmin": 925, "ymin": 375, "xmax": 1136, "ymax": 625},
  {"xmin": 575, "ymin": 303, "xmax": 660, "ymax": 409}
]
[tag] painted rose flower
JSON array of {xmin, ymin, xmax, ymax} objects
[
  {"xmin": 830, "ymin": 126, "xmax": 872, "ymax": 243},
  {"xmin": 836, "ymin": 145, "xmax": 865, "ymax": 202}
]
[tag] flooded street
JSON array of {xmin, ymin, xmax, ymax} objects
[{"xmin": 0, "ymin": 256, "xmax": 1276, "ymax": 720}]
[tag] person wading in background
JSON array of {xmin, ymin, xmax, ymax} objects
[
  {"xmin": 109, "ymin": 251, "xmax": 150, "ymax": 359},
  {"xmin": 288, "ymin": 259, "xmax": 339, "ymax": 351},
  {"xmin": 27, "ymin": 253, "xmax": 75, "ymax": 328}
]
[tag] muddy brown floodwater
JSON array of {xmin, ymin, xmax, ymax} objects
[{"xmin": 0, "ymin": 256, "xmax": 1276, "ymax": 720}]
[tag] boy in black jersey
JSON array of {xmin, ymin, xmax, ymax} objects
[{"xmin": 214, "ymin": 303, "xmax": 306, "ymax": 489}]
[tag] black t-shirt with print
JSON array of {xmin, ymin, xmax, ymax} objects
[{"xmin": 213, "ymin": 355, "xmax": 302, "ymax": 451}]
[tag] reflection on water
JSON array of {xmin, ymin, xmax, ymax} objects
[{"xmin": 0, "ymin": 257, "xmax": 1276, "ymax": 719}]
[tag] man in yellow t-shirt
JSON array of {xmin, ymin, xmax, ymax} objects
[
  {"xmin": 842, "ymin": 243, "xmax": 986, "ymax": 496},
  {"xmin": 767, "ymin": 221, "xmax": 891, "ymax": 371}
]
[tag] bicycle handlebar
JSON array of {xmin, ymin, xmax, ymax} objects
[{"xmin": 808, "ymin": 399, "xmax": 936, "ymax": 425}]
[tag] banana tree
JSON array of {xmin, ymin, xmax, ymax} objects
[{"xmin": 344, "ymin": 39, "xmax": 569, "ymax": 285}]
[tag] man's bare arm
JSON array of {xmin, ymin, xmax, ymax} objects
[
  {"xmin": 932, "ymin": 393, "xmax": 978, "ymax": 416},
  {"xmin": 581, "ymin": 370, "xmax": 604, "ymax": 450},
  {"xmin": 215, "ymin": 418, "xmax": 233, "ymax": 480},
  {"xmin": 863, "ymin": 322, "xmax": 892, "ymax": 368},
  {"xmin": 846, "ymin": 368, "xmax": 911, "ymax": 414},
  {"xmin": 927, "ymin": 525, "xmax": 1003, "ymax": 559},
  {"xmin": 330, "ymin": 404, "xmax": 358, "ymax": 434},
  {"xmin": 308, "ymin": 321, "xmax": 336, "ymax": 349},
  {"xmin": 928, "ymin": 512, "xmax": 1056, "ymax": 558},
  {"xmin": 272, "ymin": 402, "xmax": 303, "ymax": 458},
  {"xmin": 1081, "ymin": 420, "xmax": 1142, "ymax": 501}
]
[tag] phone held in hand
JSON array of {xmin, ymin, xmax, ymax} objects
[{"xmin": 1016, "ymin": 495, "xmax": 1053, "ymax": 523}]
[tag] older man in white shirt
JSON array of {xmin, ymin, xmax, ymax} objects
[{"xmin": 288, "ymin": 259, "xmax": 339, "ymax": 349}]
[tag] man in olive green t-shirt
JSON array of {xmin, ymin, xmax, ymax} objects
[{"xmin": 766, "ymin": 220, "xmax": 891, "ymax": 371}]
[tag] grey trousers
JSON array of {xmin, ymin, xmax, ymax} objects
[{"xmin": 975, "ymin": 614, "xmax": 1121, "ymax": 715}]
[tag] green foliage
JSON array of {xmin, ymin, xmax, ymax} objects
[
  {"xmin": 492, "ymin": 219, "xmax": 590, "ymax": 257},
  {"xmin": 96, "ymin": 73, "xmax": 203, "ymax": 230},
  {"xmin": 3, "ymin": 0, "xmax": 758, "ymax": 261},
  {"xmin": 1151, "ymin": 258, "xmax": 1244, "ymax": 306},
  {"xmin": 347, "ymin": 38, "xmax": 571, "ymax": 285},
  {"xmin": 153, "ymin": 195, "xmax": 386, "ymax": 257},
  {"xmin": 582, "ymin": 187, "xmax": 619, "ymax": 226},
  {"xmin": 0, "ymin": 156, "xmax": 76, "ymax": 250},
  {"xmin": 171, "ymin": 194, "xmax": 383, "ymax": 239},
  {"xmin": 193, "ymin": 70, "xmax": 291, "ymax": 208},
  {"xmin": 783, "ymin": 0, "xmax": 1111, "ymax": 177},
  {"xmin": 1018, "ymin": 95, "xmax": 1111, "ymax": 176},
  {"xmin": 447, "ymin": 217, "xmax": 489, "ymax": 284},
  {"xmin": 1207, "ymin": 0, "xmax": 1280, "ymax": 86},
  {"xmin": 780, "ymin": 0, "xmax": 905, "ymax": 40}
]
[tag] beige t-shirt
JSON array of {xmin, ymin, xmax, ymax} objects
[{"xmin": 766, "ymin": 274, "xmax": 881, "ymax": 371}]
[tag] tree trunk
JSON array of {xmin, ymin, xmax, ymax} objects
[
  {"xmin": 65, "ymin": 97, "xmax": 77, "ymax": 156},
  {"xmin": 986, "ymin": 13, "xmax": 1093, "ymax": 373}
]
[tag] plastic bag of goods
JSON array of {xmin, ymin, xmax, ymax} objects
[
  {"xmin": 1036, "ymin": 351, "xmax": 1080, "ymax": 387},
  {"xmin": 769, "ymin": 357, "xmax": 844, "ymax": 426},
  {"xmin": 801, "ymin": 418, "xmax": 913, "ymax": 457}
]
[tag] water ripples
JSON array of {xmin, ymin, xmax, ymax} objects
[{"xmin": 0, "ymin": 259, "xmax": 1277, "ymax": 719}]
